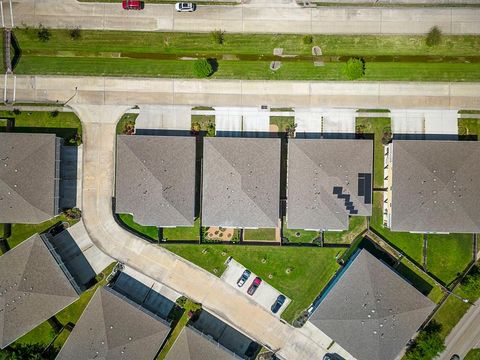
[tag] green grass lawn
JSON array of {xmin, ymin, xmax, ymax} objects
[
  {"xmin": 458, "ymin": 118, "xmax": 480, "ymax": 138},
  {"xmin": 270, "ymin": 116, "xmax": 295, "ymax": 132},
  {"xmin": 370, "ymin": 192, "xmax": 424, "ymax": 264},
  {"xmin": 355, "ymin": 117, "xmax": 391, "ymax": 189},
  {"xmin": 243, "ymin": 228, "xmax": 277, "ymax": 241},
  {"xmin": 397, "ymin": 259, "xmax": 444, "ymax": 304},
  {"xmin": 162, "ymin": 244, "xmax": 340, "ymax": 323},
  {"xmin": 13, "ymin": 29, "xmax": 480, "ymax": 81},
  {"xmin": 324, "ymin": 216, "xmax": 367, "ymax": 244},
  {"xmin": 0, "ymin": 224, "xmax": 4, "ymax": 238},
  {"xmin": 163, "ymin": 218, "xmax": 201, "ymax": 241},
  {"xmin": 427, "ymin": 234, "xmax": 473, "ymax": 286},
  {"xmin": 6, "ymin": 214, "xmax": 79, "ymax": 251},
  {"xmin": 433, "ymin": 295, "xmax": 470, "ymax": 339},
  {"xmin": 282, "ymin": 227, "xmax": 319, "ymax": 243},
  {"xmin": 118, "ymin": 213, "xmax": 159, "ymax": 241},
  {"xmin": 0, "ymin": 110, "xmax": 82, "ymax": 142},
  {"xmin": 465, "ymin": 349, "xmax": 480, "ymax": 360}
]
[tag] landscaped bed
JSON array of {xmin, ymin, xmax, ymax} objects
[
  {"xmin": 162, "ymin": 218, "xmax": 201, "ymax": 241},
  {"xmin": 370, "ymin": 192, "xmax": 424, "ymax": 264},
  {"xmin": 426, "ymin": 233, "xmax": 473, "ymax": 286},
  {"xmin": 161, "ymin": 244, "xmax": 341, "ymax": 323},
  {"xmin": 458, "ymin": 118, "xmax": 480, "ymax": 138},
  {"xmin": 269, "ymin": 116, "xmax": 295, "ymax": 133},
  {"xmin": 323, "ymin": 216, "xmax": 367, "ymax": 244}
]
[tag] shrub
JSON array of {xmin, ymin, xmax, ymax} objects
[
  {"xmin": 382, "ymin": 128, "xmax": 392, "ymax": 144},
  {"xmin": 344, "ymin": 58, "xmax": 365, "ymax": 80},
  {"xmin": 426, "ymin": 26, "xmax": 442, "ymax": 47},
  {"xmin": 37, "ymin": 24, "xmax": 51, "ymax": 42},
  {"xmin": 211, "ymin": 29, "xmax": 225, "ymax": 45},
  {"xmin": 303, "ymin": 35, "xmax": 313, "ymax": 45},
  {"xmin": 12, "ymin": 108, "xmax": 21, "ymax": 115},
  {"xmin": 49, "ymin": 110, "xmax": 59, "ymax": 118},
  {"xmin": 193, "ymin": 58, "xmax": 213, "ymax": 78},
  {"xmin": 461, "ymin": 266, "xmax": 480, "ymax": 300},
  {"xmin": 69, "ymin": 27, "xmax": 81, "ymax": 40}
]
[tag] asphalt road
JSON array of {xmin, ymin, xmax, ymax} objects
[
  {"xmin": 9, "ymin": 0, "xmax": 480, "ymax": 34},
  {"xmin": 6, "ymin": 75, "xmax": 480, "ymax": 109},
  {"xmin": 439, "ymin": 300, "xmax": 480, "ymax": 360}
]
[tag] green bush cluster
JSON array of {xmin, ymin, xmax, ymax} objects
[
  {"xmin": 426, "ymin": 26, "xmax": 442, "ymax": 47},
  {"xmin": 211, "ymin": 29, "xmax": 225, "ymax": 45},
  {"xmin": 302, "ymin": 35, "xmax": 313, "ymax": 45},
  {"xmin": 344, "ymin": 58, "xmax": 365, "ymax": 80},
  {"xmin": 193, "ymin": 59, "xmax": 214, "ymax": 78},
  {"xmin": 405, "ymin": 321, "xmax": 445, "ymax": 360},
  {"xmin": 37, "ymin": 24, "xmax": 51, "ymax": 42}
]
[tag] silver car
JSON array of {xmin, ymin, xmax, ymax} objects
[{"xmin": 175, "ymin": 2, "xmax": 196, "ymax": 12}]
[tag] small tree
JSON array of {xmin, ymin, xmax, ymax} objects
[
  {"xmin": 49, "ymin": 110, "xmax": 59, "ymax": 118},
  {"xmin": 405, "ymin": 321, "xmax": 445, "ymax": 360},
  {"xmin": 302, "ymin": 35, "xmax": 313, "ymax": 45},
  {"xmin": 193, "ymin": 58, "xmax": 213, "ymax": 78},
  {"xmin": 69, "ymin": 27, "xmax": 81, "ymax": 40},
  {"xmin": 344, "ymin": 58, "xmax": 365, "ymax": 80},
  {"xmin": 37, "ymin": 24, "xmax": 51, "ymax": 42},
  {"xmin": 426, "ymin": 26, "xmax": 442, "ymax": 47},
  {"xmin": 461, "ymin": 266, "xmax": 480, "ymax": 299},
  {"xmin": 211, "ymin": 29, "xmax": 225, "ymax": 45}
]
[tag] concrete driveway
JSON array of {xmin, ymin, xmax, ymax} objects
[
  {"xmin": 322, "ymin": 109, "xmax": 356, "ymax": 135},
  {"xmin": 391, "ymin": 109, "xmax": 458, "ymax": 137},
  {"xmin": 135, "ymin": 105, "xmax": 191, "ymax": 132},
  {"xmin": 221, "ymin": 258, "xmax": 291, "ymax": 318}
]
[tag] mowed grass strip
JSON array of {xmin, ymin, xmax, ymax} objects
[
  {"xmin": 370, "ymin": 192, "xmax": 424, "ymax": 264},
  {"xmin": 162, "ymin": 244, "xmax": 340, "ymax": 323},
  {"xmin": 15, "ymin": 29, "xmax": 480, "ymax": 56},
  {"xmin": 118, "ymin": 213, "xmax": 159, "ymax": 241},
  {"xmin": 15, "ymin": 56, "xmax": 480, "ymax": 81},
  {"xmin": 427, "ymin": 233, "xmax": 473, "ymax": 286},
  {"xmin": 324, "ymin": 216, "xmax": 367, "ymax": 244}
]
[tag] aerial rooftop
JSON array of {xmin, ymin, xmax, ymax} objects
[
  {"xmin": 0, "ymin": 133, "xmax": 60, "ymax": 224},
  {"xmin": 202, "ymin": 137, "xmax": 281, "ymax": 228},
  {"xmin": 56, "ymin": 286, "xmax": 171, "ymax": 360},
  {"xmin": 0, "ymin": 234, "xmax": 79, "ymax": 349},
  {"xmin": 309, "ymin": 249, "xmax": 435, "ymax": 360},
  {"xmin": 388, "ymin": 140, "xmax": 480, "ymax": 233},
  {"xmin": 115, "ymin": 135, "xmax": 196, "ymax": 227},
  {"xmin": 287, "ymin": 138, "xmax": 373, "ymax": 231}
]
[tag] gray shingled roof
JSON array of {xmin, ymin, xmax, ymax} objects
[
  {"xmin": 165, "ymin": 326, "xmax": 235, "ymax": 360},
  {"xmin": 309, "ymin": 249, "xmax": 435, "ymax": 360},
  {"xmin": 57, "ymin": 286, "xmax": 171, "ymax": 360},
  {"xmin": 115, "ymin": 135, "xmax": 196, "ymax": 227},
  {"xmin": 202, "ymin": 137, "xmax": 281, "ymax": 228},
  {"xmin": 0, "ymin": 133, "xmax": 58, "ymax": 224},
  {"xmin": 0, "ymin": 234, "xmax": 79, "ymax": 349},
  {"xmin": 287, "ymin": 139, "xmax": 373, "ymax": 231},
  {"xmin": 391, "ymin": 140, "xmax": 480, "ymax": 233}
]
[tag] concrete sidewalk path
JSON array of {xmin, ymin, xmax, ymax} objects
[
  {"xmin": 8, "ymin": 75, "xmax": 480, "ymax": 110},
  {"xmin": 12, "ymin": 0, "xmax": 480, "ymax": 34}
]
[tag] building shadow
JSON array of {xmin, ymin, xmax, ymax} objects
[
  {"xmin": 59, "ymin": 145, "xmax": 78, "ymax": 210},
  {"xmin": 393, "ymin": 133, "xmax": 459, "ymax": 141}
]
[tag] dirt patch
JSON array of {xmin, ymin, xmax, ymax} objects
[
  {"xmin": 269, "ymin": 124, "xmax": 279, "ymax": 132},
  {"xmin": 205, "ymin": 226, "xmax": 234, "ymax": 241}
]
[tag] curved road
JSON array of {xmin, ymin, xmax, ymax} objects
[
  {"xmin": 10, "ymin": 0, "xmax": 480, "ymax": 34},
  {"xmin": 72, "ymin": 104, "xmax": 352, "ymax": 360}
]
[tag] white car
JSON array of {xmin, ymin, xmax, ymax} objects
[{"xmin": 175, "ymin": 2, "xmax": 196, "ymax": 12}]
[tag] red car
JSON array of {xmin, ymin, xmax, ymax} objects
[
  {"xmin": 247, "ymin": 277, "xmax": 262, "ymax": 296},
  {"xmin": 122, "ymin": 0, "xmax": 143, "ymax": 10}
]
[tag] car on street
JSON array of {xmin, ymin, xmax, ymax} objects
[
  {"xmin": 271, "ymin": 294, "xmax": 286, "ymax": 313},
  {"xmin": 247, "ymin": 277, "xmax": 262, "ymax": 295},
  {"xmin": 237, "ymin": 269, "xmax": 251, "ymax": 287},
  {"xmin": 450, "ymin": 355, "xmax": 460, "ymax": 360},
  {"xmin": 122, "ymin": 0, "xmax": 143, "ymax": 10},
  {"xmin": 175, "ymin": 2, "xmax": 196, "ymax": 12}
]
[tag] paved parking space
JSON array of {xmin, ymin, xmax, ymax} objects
[
  {"xmin": 322, "ymin": 109, "xmax": 356, "ymax": 135},
  {"xmin": 221, "ymin": 258, "xmax": 290, "ymax": 317},
  {"xmin": 424, "ymin": 110, "xmax": 458, "ymax": 135},
  {"xmin": 243, "ymin": 111, "xmax": 269, "ymax": 133},
  {"xmin": 391, "ymin": 109, "xmax": 425, "ymax": 135},
  {"xmin": 136, "ymin": 105, "xmax": 191, "ymax": 131},
  {"xmin": 391, "ymin": 109, "xmax": 459, "ymax": 137}
]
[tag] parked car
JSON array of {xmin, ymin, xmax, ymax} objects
[
  {"xmin": 450, "ymin": 355, "xmax": 460, "ymax": 360},
  {"xmin": 237, "ymin": 269, "xmax": 251, "ymax": 287},
  {"xmin": 175, "ymin": 2, "xmax": 196, "ymax": 12},
  {"xmin": 271, "ymin": 294, "xmax": 286, "ymax": 313},
  {"xmin": 247, "ymin": 277, "xmax": 262, "ymax": 295},
  {"xmin": 122, "ymin": 0, "xmax": 143, "ymax": 10}
]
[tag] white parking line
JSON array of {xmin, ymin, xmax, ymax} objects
[{"xmin": 221, "ymin": 257, "xmax": 291, "ymax": 318}]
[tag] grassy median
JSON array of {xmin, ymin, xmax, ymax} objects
[{"xmin": 13, "ymin": 29, "xmax": 480, "ymax": 81}]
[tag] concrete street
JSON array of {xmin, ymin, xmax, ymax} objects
[
  {"xmin": 439, "ymin": 300, "xmax": 480, "ymax": 360},
  {"xmin": 9, "ymin": 0, "xmax": 480, "ymax": 34},
  {"xmin": 6, "ymin": 75, "xmax": 480, "ymax": 109},
  {"xmin": 71, "ymin": 103, "xmax": 353, "ymax": 360}
]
